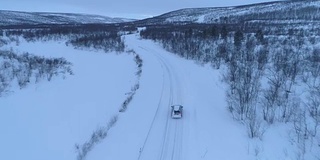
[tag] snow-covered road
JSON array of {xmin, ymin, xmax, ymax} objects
[
  {"xmin": 87, "ymin": 34, "xmax": 249, "ymax": 160},
  {"xmin": 136, "ymin": 45, "xmax": 184, "ymax": 160}
]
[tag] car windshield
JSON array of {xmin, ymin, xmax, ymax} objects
[{"xmin": 173, "ymin": 105, "xmax": 181, "ymax": 111}]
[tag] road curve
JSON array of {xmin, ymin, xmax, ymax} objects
[
  {"xmin": 136, "ymin": 45, "xmax": 184, "ymax": 160},
  {"xmin": 86, "ymin": 33, "xmax": 248, "ymax": 160}
]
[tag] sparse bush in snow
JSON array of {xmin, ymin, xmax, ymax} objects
[
  {"xmin": 225, "ymin": 33, "xmax": 265, "ymax": 122},
  {"xmin": 0, "ymin": 38, "xmax": 7, "ymax": 47},
  {"xmin": 76, "ymin": 50, "xmax": 143, "ymax": 160},
  {"xmin": 2, "ymin": 25, "xmax": 131, "ymax": 53},
  {"xmin": 119, "ymin": 51, "xmax": 143, "ymax": 112},
  {"xmin": 75, "ymin": 115, "xmax": 118, "ymax": 160},
  {"xmin": 303, "ymin": 47, "xmax": 320, "ymax": 137},
  {"xmin": 0, "ymin": 50, "xmax": 73, "ymax": 95},
  {"xmin": 245, "ymin": 111, "xmax": 266, "ymax": 139},
  {"xmin": 0, "ymin": 74, "xmax": 9, "ymax": 94},
  {"xmin": 75, "ymin": 61, "xmax": 143, "ymax": 159},
  {"xmin": 68, "ymin": 32, "xmax": 125, "ymax": 53},
  {"xmin": 75, "ymin": 127, "xmax": 108, "ymax": 160}
]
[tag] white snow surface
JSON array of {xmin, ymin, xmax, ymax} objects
[
  {"xmin": 87, "ymin": 34, "xmax": 295, "ymax": 160},
  {"xmin": 0, "ymin": 40, "xmax": 136, "ymax": 160},
  {"xmin": 164, "ymin": 1, "xmax": 320, "ymax": 24},
  {"xmin": 0, "ymin": 34, "xmax": 299, "ymax": 160}
]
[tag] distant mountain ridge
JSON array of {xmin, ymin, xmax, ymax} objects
[
  {"xmin": 2, "ymin": 0, "xmax": 320, "ymax": 27},
  {"xmin": 137, "ymin": 0, "xmax": 320, "ymax": 25},
  {"xmin": 0, "ymin": 10, "xmax": 135, "ymax": 25}
]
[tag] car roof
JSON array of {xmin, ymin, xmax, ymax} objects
[{"xmin": 172, "ymin": 105, "xmax": 182, "ymax": 110}]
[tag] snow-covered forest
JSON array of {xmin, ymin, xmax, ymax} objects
[
  {"xmin": 0, "ymin": 24, "xmax": 135, "ymax": 95},
  {"xmin": 140, "ymin": 24, "xmax": 320, "ymax": 158}
]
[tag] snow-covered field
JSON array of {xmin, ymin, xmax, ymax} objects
[
  {"xmin": 0, "ymin": 34, "xmax": 301, "ymax": 160},
  {"xmin": 0, "ymin": 39, "xmax": 136, "ymax": 160}
]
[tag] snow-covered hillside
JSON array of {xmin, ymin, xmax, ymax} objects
[
  {"xmin": 0, "ymin": 32, "xmax": 311, "ymax": 160},
  {"xmin": 137, "ymin": 0, "xmax": 320, "ymax": 25},
  {"xmin": 2, "ymin": 0, "xmax": 320, "ymax": 27},
  {"xmin": 0, "ymin": 10, "xmax": 135, "ymax": 25}
]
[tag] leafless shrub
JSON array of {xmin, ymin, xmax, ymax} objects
[
  {"xmin": 245, "ymin": 109, "xmax": 266, "ymax": 139},
  {"xmin": 0, "ymin": 50, "xmax": 73, "ymax": 95},
  {"xmin": 75, "ymin": 115, "xmax": 118, "ymax": 160}
]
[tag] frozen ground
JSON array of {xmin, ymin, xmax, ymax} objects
[
  {"xmin": 0, "ymin": 34, "xmax": 299, "ymax": 160},
  {"xmin": 87, "ymin": 34, "xmax": 296, "ymax": 160},
  {"xmin": 0, "ymin": 40, "xmax": 136, "ymax": 160},
  {"xmin": 87, "ymin": 34, "xmax": 248, "ymax": 160}
]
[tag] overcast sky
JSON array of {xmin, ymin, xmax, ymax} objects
[{"xmin": 2, "ymin": 0, "xmax": 276, "ymax": 19}]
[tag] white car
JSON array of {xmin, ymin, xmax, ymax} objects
[{"xmin": 171, "ymin": 105, "xmax": 183, "ymax": 119}]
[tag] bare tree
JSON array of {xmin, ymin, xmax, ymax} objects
[
  {"xmin": 262, "ymin": 38, "xmax": 302, "ymax": 123},
  {"xmin": 226, "ymin": 34, "xmax": 264, "ymax": 122}
]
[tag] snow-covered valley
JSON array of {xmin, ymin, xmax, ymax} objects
[{"xmin": 0, "ymin": 33, "xmax": 318, "ymax": 160}]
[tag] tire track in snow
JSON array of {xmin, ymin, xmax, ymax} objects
[
  {"xmin": 158, "ymin": 53, "xmax": 174, "ymax": 160},
  {"xmin": 136, "ymin": 46, "xmax": 166, "ymax": 160},
  {"xmin": 136, "ymin": 45, "xmax": 184, "ymax": 160},
  {"xmin": 136, "ymin": 46, "xmax": 174, "ymax": 160},
  {"xmin": 149, "ymin": 48, "xmax": 184, "ymax": 160}
]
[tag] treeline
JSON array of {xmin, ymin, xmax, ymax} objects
[
  {"xmin": 0, "ymin": 24, "xmax": 137, "ymax": 96},
  {"xmin": 67, "ymin": 32, "xmax": 125, "ymax": 52},
  {"xmin": 140, "ymin": 24, "xmax": 320, "ymax": 157},
  {"xmin": 2, "ymin": 23, "xmax": 136, "ymax": 52},
  {"xmin": 140, "ymin": 24, "xmax": 239, "ymax": 65},
  {"xmin": 223, "ymin": 2, "xmax": 320, "ymax": 23},
  {"xmin": 0, "ymin": 50, "xmax": 73, "ymax": 95}
]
